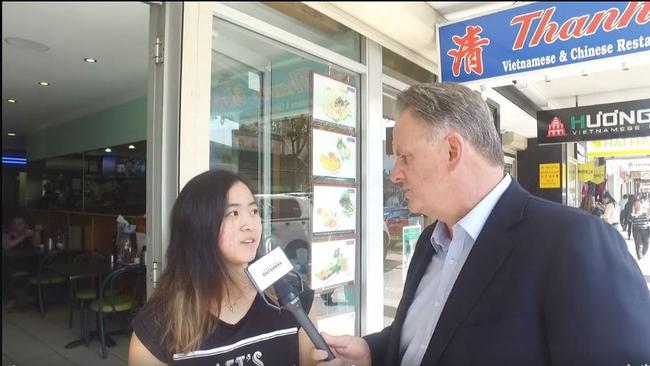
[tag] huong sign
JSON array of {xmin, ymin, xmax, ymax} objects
[
  {"xmin": 438, "ymin": 2, "xmax": 650, "ymax": 82},
  {"xmin": 537, "ymin": 99, "xmax": 650, "ymax": 144}
]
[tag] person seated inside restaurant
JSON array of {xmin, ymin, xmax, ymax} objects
[{"xmin": 2, "ymin": 216, "xmax": 43, "ymax": 251}]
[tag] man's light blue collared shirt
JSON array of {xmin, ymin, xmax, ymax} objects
[{"xmin": 399, "ymin": 174, "xmax": 512, "ymax": 366}]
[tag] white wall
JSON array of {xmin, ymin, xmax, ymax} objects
[{"xmin": 550, "ymin": 87, "xmax": 650, "ymax": 109}]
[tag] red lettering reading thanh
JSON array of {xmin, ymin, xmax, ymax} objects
[
  {"xmin": 558, "ymin": 15, "xmax": 590, "ymax": 40},
  {"xmin": 530, "ymin": 7, "xmax": 559, "ymax": 47},
  {"xmin": 617, "ymin": 1, "xmax": 650, "ymax": 27},
  {"xmin": 590, "ymin": 7, "xmax": 621, "ymax": 33},
  {"xmin": 638, "ymin": 2, "xmax": 650, "ymax": 23},
  {"xmin": 509, "ymin": 1, "xmax": 650, "ymax": 50},
  {"xmin": 510, "ymin": 9, "xmax": 544, "ymax": 50}
]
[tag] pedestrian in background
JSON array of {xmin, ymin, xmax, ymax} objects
[
  {"xmin": 601, "ymin": 191, "xmax": 620, "ymax": 229},
  {"xmin": 631, "ymin": 198, "xmax": 650, "ymax": 260},
  {"xmin": 623, "ymin": 195, "xmax": 637, "ymax": 240}
]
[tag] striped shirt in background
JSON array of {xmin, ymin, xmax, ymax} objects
[{"xmin": 630, "ymin": 210, "xmax": 650, "ymax": 231}]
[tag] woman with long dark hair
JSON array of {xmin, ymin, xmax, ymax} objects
[
  {"xmin": 129, "ymin": 170, "xmax": 316, "ymax": 365},
  {"xmin": 600, "ymin": 191, "xmax": 620, "ymax": 228}
]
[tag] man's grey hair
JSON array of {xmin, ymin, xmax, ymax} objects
[{"xmin": 396, "ymin": 83, "xmax": 504, "ymax": 167}]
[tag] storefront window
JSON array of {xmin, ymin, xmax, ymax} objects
[
  {"xmin": 211, "ymin": 18, "xmax": 361, "ymax": 335},
  {"xmin": 224, "ymin": 2, "xmax": 362, "ymax": 62},
  {"xmin": 382, "ymin": 85, "xmax": 425, "ymax": 326}
]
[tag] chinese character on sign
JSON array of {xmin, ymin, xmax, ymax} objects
[{"xmin": 447, "ymin": 25, "xmax": 490, "ymax": 77}]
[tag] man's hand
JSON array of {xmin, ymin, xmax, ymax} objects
[{"xmin": 311, "ymin": 333, "xmax": 371, "ymax": 366}]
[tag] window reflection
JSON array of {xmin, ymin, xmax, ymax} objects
[{"xmin": 382, "ymin": 85, "xmax": 426, "ymax": 326}]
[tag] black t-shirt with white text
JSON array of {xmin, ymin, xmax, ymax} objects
[{"xmin": 132, "ymin": 290, "xmax": 314, "ymax": 366}]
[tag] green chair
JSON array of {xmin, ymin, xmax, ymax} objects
[
  {"xmin": 68, "ymin": 252, "xmax": 106, "ymax": 329},
  {"xmin": 89, "ymin": 264, "xmax": 146, "ymax": 359},
  {"xmin": 29, "ymin": 250, "xmax": 68, "ymax": 318}
]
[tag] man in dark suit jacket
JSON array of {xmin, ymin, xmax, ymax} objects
[{"xmin": 313, "ymin": 83, "xmax": 650, "ymax": 366}]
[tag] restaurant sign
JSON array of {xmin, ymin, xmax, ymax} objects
[
  {"xmin": 438, "ymin": 2, "xmax": 650, "ymax": 83},
  {"xmin": 537, "ymin": 99, "xmax": 650, "ymax": 144},
  {"xmin": 586, "ymin": 137, "xmax": 650, "ymax": 157}
]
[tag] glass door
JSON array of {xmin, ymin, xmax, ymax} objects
[{"xmin": 207, "ymin": 11, "xmax": 363, "ymax": 336}]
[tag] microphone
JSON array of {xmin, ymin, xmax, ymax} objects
[
  {"xmin": 274, "ymin": 276, "xmax": 335, "ymax": 361},
  {"xmin": 245, "ymin": 247, "xmax": 335, "ymax": 361}
]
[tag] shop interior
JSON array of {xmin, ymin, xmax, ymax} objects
[{"xmin": 2, "ymin": 3, "xmax": 149, "ymax": 365}]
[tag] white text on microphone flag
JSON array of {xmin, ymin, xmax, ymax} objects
[{"xmin": 247, "ymin": 247, "xmax": 294, "ymax": 291}]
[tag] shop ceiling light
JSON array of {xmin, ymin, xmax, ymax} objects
[
  {"xmin": 38, "ymin": 81, "xmax": 50, "ymax": 86},
  {"xmin": 128, "ymin": 145, "xmax": 135, "ymax": 150},
  {"xmin": 544, "ymin": 75, "xmax": 551, "ymax": 83},
  {"xmin": 84, "ymin": 58, "xmax": 98, "ymax": 63},
  {"xmin": 7, "ymin": 99, "xmax": 16, "ymax": 104},
  {"xmin": 621, "ymin": 62, "xmax": 630, "ymax": 71},
  {"xmin": 7, "ymin": 133, "xmax": 16, "ymax": 136},
  {"xmin": 105, "ymin": 148, "xmax": 112, "ymax": 153}
]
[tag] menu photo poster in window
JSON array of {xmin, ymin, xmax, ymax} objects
[
  {"xmin": 312, "ymin": 128, "xmax": 356, "ymax": 180},
  {"xmin": 311, "ymin": 72, "xmax": 357, "ymax": 130},
  {"xmin": 311, "ymin": 238, "xmax": 355, "ymax": 291},
  {"xmin": 312, "ymin": 185, "xmax": 356, "ymax": 234}
]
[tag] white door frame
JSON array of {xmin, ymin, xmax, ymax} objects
[{"xmin": 146, "ymin": 1, "xmax": 183, "ymax": 296}]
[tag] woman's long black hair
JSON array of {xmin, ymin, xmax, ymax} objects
[{"xmin": 148, "ymin": 169, "xmax": 257, "ymax": 354}]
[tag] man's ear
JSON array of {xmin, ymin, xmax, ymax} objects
[{"xmin": 446, "ymin": 132, "xmax": 463, "ymax": 168}]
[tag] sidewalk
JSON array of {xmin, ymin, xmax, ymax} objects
[{"xmin": 618, "ymin": 227, "xmax": 650, "ymax": 290}]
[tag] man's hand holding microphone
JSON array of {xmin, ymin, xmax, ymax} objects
[{"xmin": 311, "ymin": 333, "xmax": 371, "ymax": 366}]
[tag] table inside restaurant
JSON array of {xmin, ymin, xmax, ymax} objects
[
  {"xmin": 46, "ymin": 259, "xmax": 113, "ymax": 282},
  {"xmin": 47, "ymin": 258, "xmax": 116, "ymax": 349},
  {"xmin": 4, "ymin": 247, "xmax": 47, "ymax": 259}
]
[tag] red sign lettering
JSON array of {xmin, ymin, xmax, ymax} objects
[
  {"xmin": 510, "ymin": 1, "xmax": 650, "ymax": 50},
  {"xmin": 447, "ymin": 26, "xmax": 490, "ymax": 77}
]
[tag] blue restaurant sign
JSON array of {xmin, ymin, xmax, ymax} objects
[{"xmin": 438, "ymin": 2, "xmax": 650, "ymax": 83}]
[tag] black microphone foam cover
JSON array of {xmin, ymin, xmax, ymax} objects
[{"xmin": 273, "ymin": 276, "xmax": 299, "ymax": 307}]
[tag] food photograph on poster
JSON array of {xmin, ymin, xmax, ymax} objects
[
  {"xmin": 312, "ymin": 72, "xmax": 357, "ymax": 129},
  {"xmin": 312, "ymin": 185, "xmax": 356, "ymax": 234},
  {"xmin": 312, "ymin": 128, "xmax": 356, "ymax": 179},
  {"xmin": 311, "ymin": 239, "xmax": 355, "ymax": 290}
]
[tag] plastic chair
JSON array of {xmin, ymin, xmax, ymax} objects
[{"xmin": 89, "ymin": 263, "xmax": 146, "ymax": 359}]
